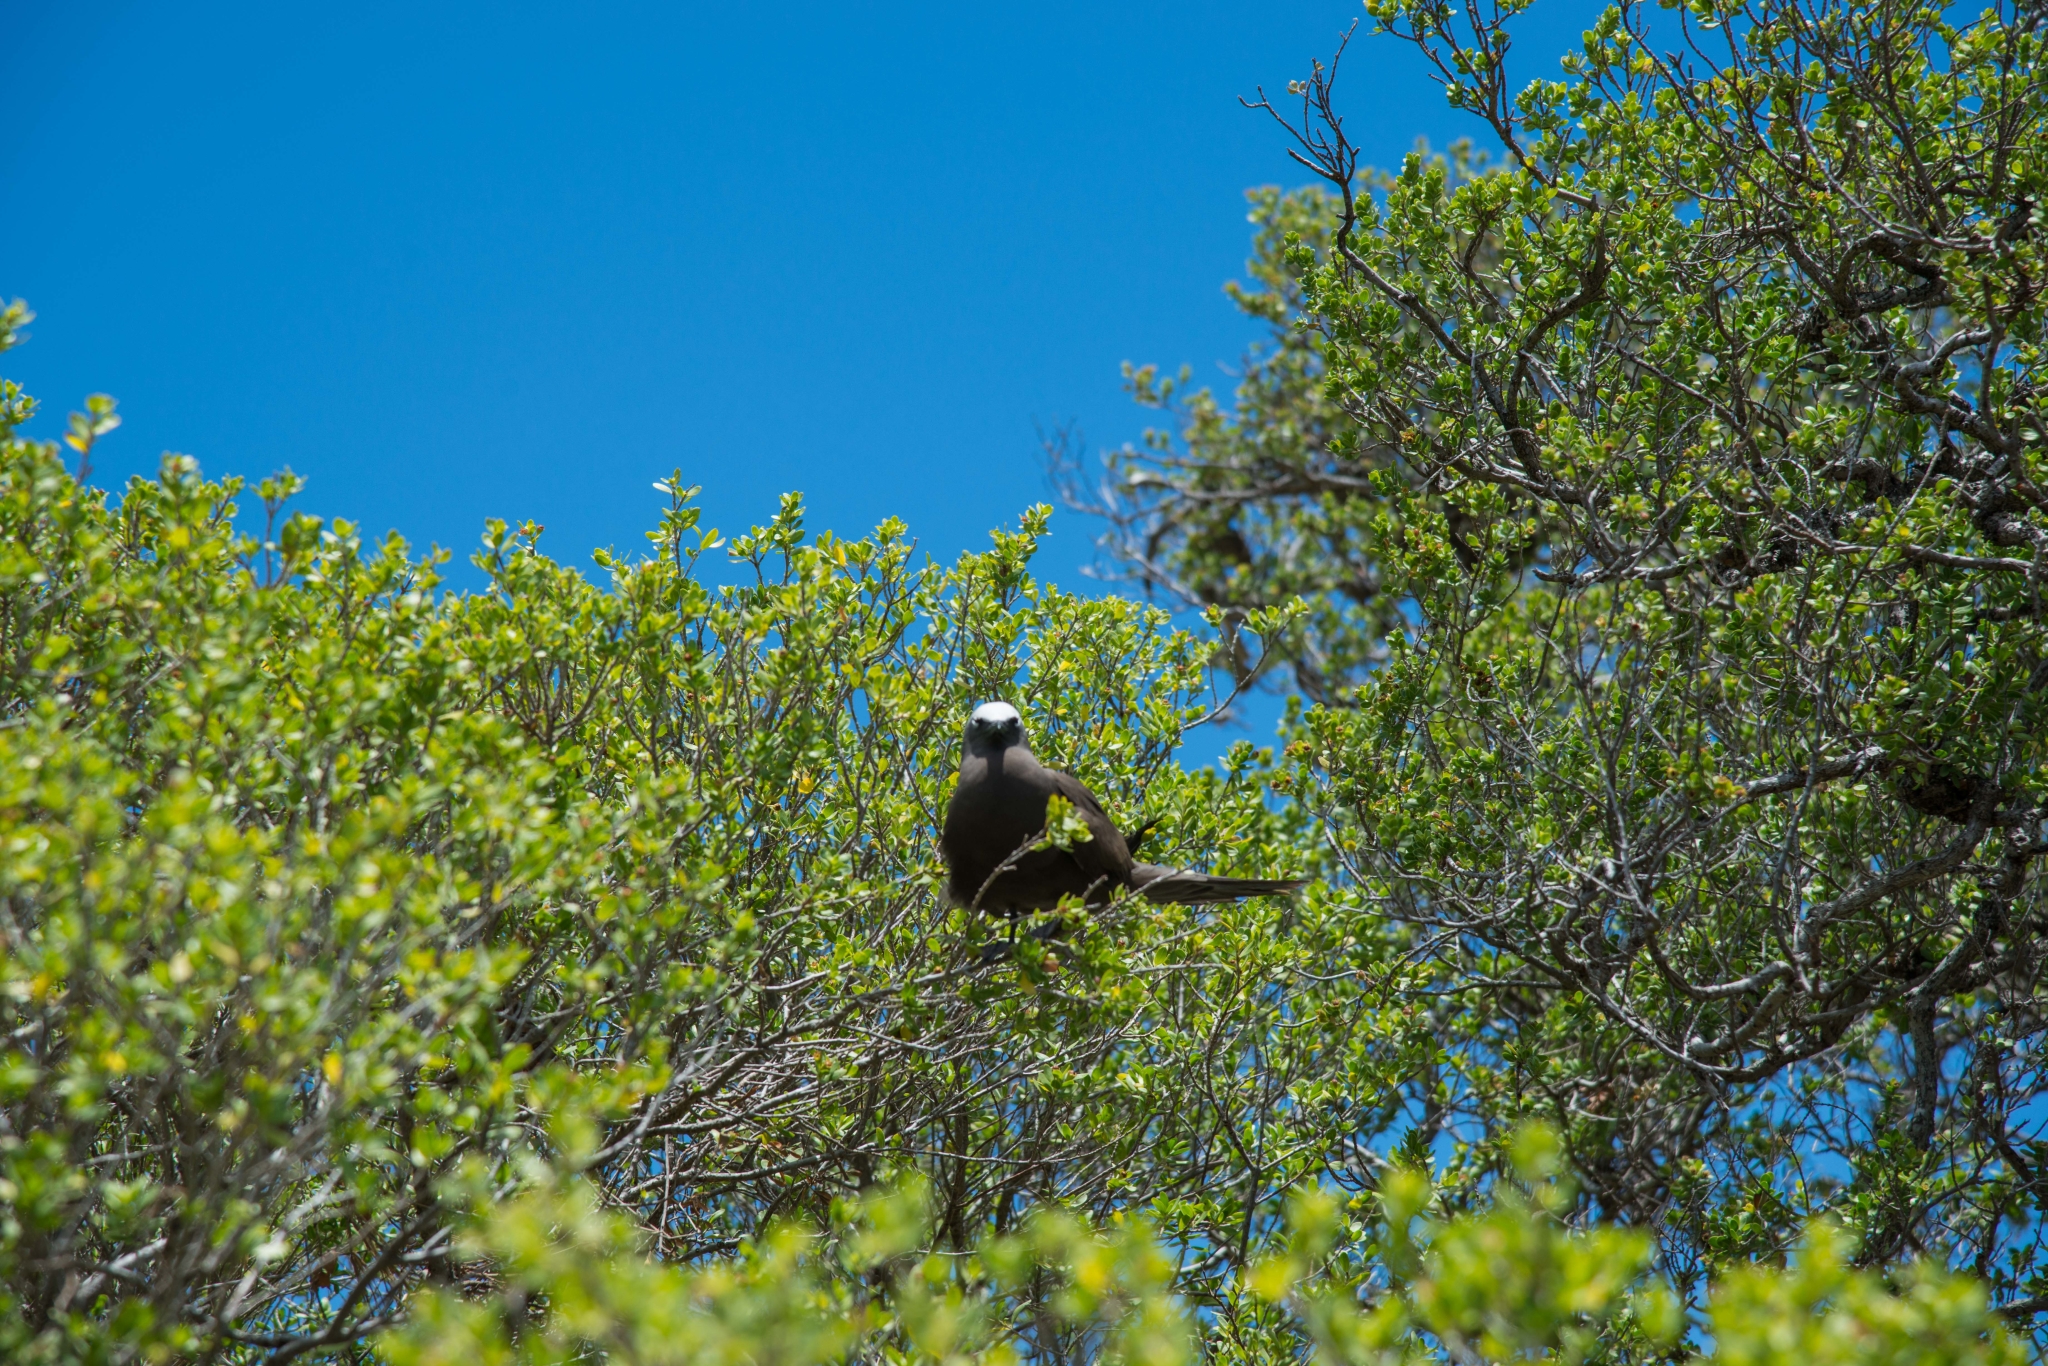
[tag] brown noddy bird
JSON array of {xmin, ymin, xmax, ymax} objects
[{"xmin": 941, "ymin": 701, "xmax": 1306, "ymax": 911}]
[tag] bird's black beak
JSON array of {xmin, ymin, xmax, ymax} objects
[{"xmin": 973, "ymin": 718, "xmax": 1021, "ymax": 747}]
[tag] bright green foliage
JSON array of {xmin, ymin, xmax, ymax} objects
[
  {"xmin": 1240, "ymin": 1131, "xmax": 1671, "ymax": 1366},
  {"xmin": 379, "ymin": 1142, "xmax": 2024, "ymax": 1366},
  {"xmin": 380, "ymin": 1174, "xmax": 1196, "ymax": 1366},
  {"xmin": 1238, "ymin": 1132, "xmax": 2019, "ymax": 1366},
  {"xmin": 0, "ymin": 309, "xmax": 1429, "ymax": 1360},
  {"xmin": 7, "ymin": 0, "xmax": 2046, "ymax": 1347},
  {"xmin": 379, "ymin": 1178, "xmax": 862, "ymax": 1366},
  {"xmin": 1071, "ymin": 0, "xmax": 2048, "ymax": 1324},
  {"xmin": 1708, "ymin": 1224, "xmax": 2022, "ymax": 1366}
]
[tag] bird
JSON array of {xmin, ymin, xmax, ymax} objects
[{"xmin": 941, "ymin": 701, "xmax": 1307, "ymax": 912}]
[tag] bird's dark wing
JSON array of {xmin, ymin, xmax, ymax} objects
[
  {"xmin": 1042, "ymin": 769, "xmax": 1307, "ymax": 905},
  {"xmin": 1048, "ymin": 770, "xmax": 1130, "ymax": 856},
  {"xmin": 1047, "ymin": 767, "xmax": 1134, "ymax": 880}
]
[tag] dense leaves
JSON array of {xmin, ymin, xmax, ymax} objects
[
  {"xmin": 1069, "ymin": 0, "xmax": 2048, "ymax": 1328},
  {"xmin": 7, "ymin": 0, "xmax": 2047, "ymax": 1355},
  {"xmin": 379, "ymin": 1144, "xmax": 2025, "ymax": 1366},
  {"xmin": 0, "ymin": 307, "xmax": 1424, "ymax": 1360}
]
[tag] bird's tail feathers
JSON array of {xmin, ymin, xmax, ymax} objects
[{"xmin": 1132, "ymin": 864, "xmax": 1306, "ymax": 905}]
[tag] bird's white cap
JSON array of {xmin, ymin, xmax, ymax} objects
[{"xmin": 971, "ymin": 701, "xmax": 1021, "ymax": 725}]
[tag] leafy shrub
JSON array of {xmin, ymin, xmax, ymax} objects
[
  {"xmin": 1063, "ymin": 0, "xmax": 2048, "ymax": 1316},
  {"xmin": 0, "ymin": 316, "xmax": 1404, "ymax": 1361}
]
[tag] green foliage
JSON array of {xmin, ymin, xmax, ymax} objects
[
  {"xmin": 7, "ymin": 0, "xmax": 2045, "ymax": 1352},
  {"xmin": 381, "ymin": 1171, "xmax": 1203, "ymax": 1366},
  {"xmin": 1708, "ymin": 1224, "xmax": 2022, "ymax": 1366},
  {"xmin": 1069, "ymin": 0, "xmax": 2048, "ymax": 1327},
  {"xmin": 379, "ymin": 1142, "xmax": 2025, "ymax": 1366},
  {"xmin": 380, "ymin": 1177, "xmax": 863, "ymax": 1366},
  {"xmin": 0, "ymin": 325, "xmax": 1420, "ymax": 1359}
]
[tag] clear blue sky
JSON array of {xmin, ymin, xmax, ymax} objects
[{"xmin": 3, "ymin": 0, "xmax": 1597, "ymax": 745}]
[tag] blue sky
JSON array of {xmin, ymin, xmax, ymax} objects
[{"xmin": 3, "ymin": 0, "xmax": 1599, "ymax": 749}]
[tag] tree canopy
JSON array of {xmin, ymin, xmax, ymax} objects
[
  {"xmin": 4, "ymin": 0, "xmax": 2047, "ymax": 1359},
  {"xmin": 1065, "ymin": 0, "xmax": 2048, "ymax": 1321}
]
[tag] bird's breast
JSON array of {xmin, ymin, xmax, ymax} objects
[{"xmin": 943, "ymin": 757, "xmax": 1055, "ymax": 862}]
